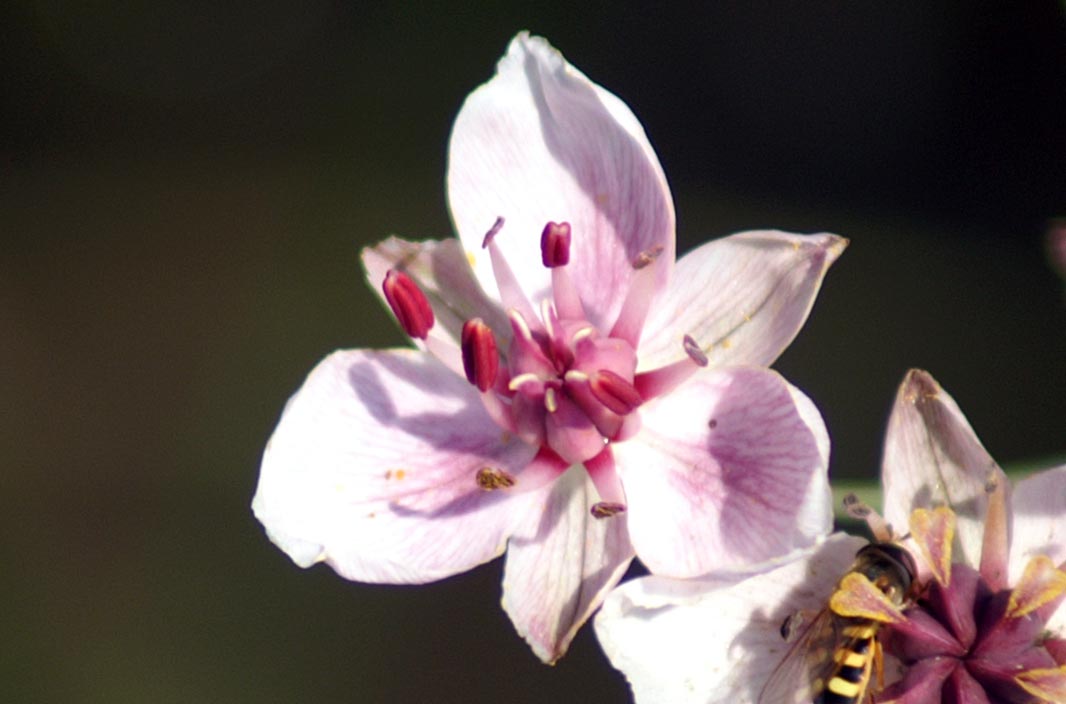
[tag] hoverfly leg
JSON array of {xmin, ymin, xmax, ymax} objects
[{"xmin": 873, "ymin": 635, "xmax": 885, "ymax": 692}]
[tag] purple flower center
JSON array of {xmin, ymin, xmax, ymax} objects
[
  {"xmin": 881, "ymin": 556, "xmax": 1066, "ymax": 703},
  {"xmin": 383, "ymin": 218, "xmax": 708, "ymax": 516}
]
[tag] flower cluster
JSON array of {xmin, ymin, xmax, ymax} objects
[
  {"xmin": 595, "ymin": 369, "xmax": 1066, "ymax": 703},
  {"xmin": 251, "ymin": 31, "xmax": 1065, "ymax": 702}
]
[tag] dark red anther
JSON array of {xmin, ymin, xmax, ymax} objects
[
  {"xmin": 540, "ymin": 221, "xmax": 572, "ymax": 268},
  {"xmin": 589, "ymin": 370, "xmax": 643, "ymax": 415},
  {"xmin": 382, "ymin": 270, "xmax": 434, "ymax": 340},
  {"xmin": 461, "ymin": 318, "xmax": 499, "ymax": 392}
]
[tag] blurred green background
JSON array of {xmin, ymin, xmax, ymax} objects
[{"xmin": 3, "ymin": 2, "xmax": 1065, "ymax": 702}]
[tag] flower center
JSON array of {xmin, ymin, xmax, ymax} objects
[
  {"xmin": 877, "ymin": 506, "xmax": 1066, "ymax": 702},
  {"xmin": 383, "ymin": 218, "xmax": 707, "ymax": 516}
]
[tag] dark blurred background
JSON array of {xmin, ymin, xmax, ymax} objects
[{"xmin": 2, "ymin": 2, "xmax": 1064, "ymax": 702}]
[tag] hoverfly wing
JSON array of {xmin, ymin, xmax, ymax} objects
[{"xmin": 757, "ymin": 608, "xmax": 845, "ymax": 704}]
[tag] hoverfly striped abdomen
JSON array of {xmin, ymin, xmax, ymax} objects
[
  {"xmin": 759, "ymin": 541, "xmax": 919, "ymax": 704},
  {"xmin": 814, "ymin": 621, "xmax": 876, "ymax": 704}
]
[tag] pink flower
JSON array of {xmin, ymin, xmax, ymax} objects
[
  {"xmin": 252, "ymin": 33, "xmax": 842, "ymax": 663},
  {"xmin": 595, "ymin": 369, "xmax": 1066, "ymax": 702}
]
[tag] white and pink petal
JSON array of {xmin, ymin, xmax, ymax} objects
[
  {"xmin": 639, "ymin": 231, "xmax": 847, "ymax": 370},
  {"xmin": 501, "ymin": 467, "xmax": 635, "ymax": 663},
  {"xmin": 614, "ymin": 366, "xmax": 832, "ymax": 578},
  {"xmin": 252, "ymin": 348, "xmax": 537, "ymax": 584},
  {"xmin": 448, "ymin": 32, "xmax": 675, "ymax": 332},
  {"xmin": 881, "ymin": 369, "xmax": 1006, "ymax": 567},
  {"xmin": 1009, "ymin": 466, "xmax": 1066, "ymax": 587},
  {"xmin": 594, "ymin": 533, "xmax": 865, "ymax": 704}
]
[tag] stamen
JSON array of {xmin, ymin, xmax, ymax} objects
[
  {"xmin": 540, "ymin": 221, "xmax": 586, "ymax": 320},
  {"xmin": 475, "ymin": 467, "xmax": 516, "ymax": 490},
  {"xmin": 1005, "ymin": 555, "xmax": 1066, "ymax": 619},
  {"xmin": 585, "ymin": 447, "xmax": 626, "ymax": 516},
  {"xmin": 1015, "ymin": 665, "xmax": 1066, "ymax": 702},
  {"xmin": 382, "ymin": 269, "xmax": 435, "ymax": 340},
  {"xmin": 460, "ymin": 318, "xmax": 499, "ymax": 392},
  {"xmin": 979, "ymin": 469, "xmax": 1010, "ymax": 591},
  {"xmin": 540, "ymin": 221, "xmax": 571, "ymax": 267},
  {"xmin": 842, "ymin": 493, "xmax": 894, "ymax": 543},
  {"xmin": 634, "ymin": 246, "xmax": 665, "ymax": 269},
  {"xmin": 609, "ymin": 245, "xmax": 663, "ymax": 346},
  {"xmin": 683, "ymin": 334, "xmax": 709, "ymax": 366},
  {"xmin": 909, "ymin": 506, "xmax": 956, "ymax": 587},
  {"xmin": 589, "ymin": 370, "xmax": 642, "ymax": 415},
  {"xmin": 591, "ymin": 502, "xmax": 626, "ymax": 519},
  {"xmin": 475, "ymin": 448, "xmax": 570, "ymax": 494},
  {"xmin": 572, "ymin": 326, "xmax": 595, "ymax": 346},
  {"xmin": 509, "ymin": 372, "xmax": 546, "ymax": 395},
  {"xmin": 482, "ymin": 217, "xmax": 540, "ymax": 328},
  {"xmin": 481, "ymin": 216, "xmax": 505, "ymax": 247},
  {"xmin": 544, "ymin": 387, "xmax": 559, "ymax": 413},
  {"xmin": 634, "ymin": 335, "xmax": 708, "ymax": 400},
  {"xmin": 459, "ymin": 320, "xmax": 516, "ymax": 433}
]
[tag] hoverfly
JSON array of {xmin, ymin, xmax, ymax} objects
[{"xmin": 757, "ymin": 501, "xmax": 919, "ymax": 704}]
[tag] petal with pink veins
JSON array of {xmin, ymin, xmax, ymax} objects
[
  {"xmin": 881, "ymin": 369, "xmax": 1006, "ymax": 567},
  {"xmin": 448, "ymin": 32, "xmax": 675, "ymax": 332},
  {"xmin": 501, "ymin": 467, "xmax": 635, "ymax": 663},
  {"xmin": 252, "ymin": 348, "xmax": 538, "ymax": 584},
  {"xmin": 594, "ymin": 533, "xmax": 865, "ymax": 704},
  {"xmin": 614, "ymin": 366, "xmax": 831, "ymax": 578},
  {"xmin": 639, "ymin": 231, "xmax": 847, "ymax": 370},
  {"xmin": 1010, "ymin": 465, "xmax": 1066, "ymax": 577},
  {"xmin": 1009, "ymin": 465, "xmax": 1066, "ymax": 630}
]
